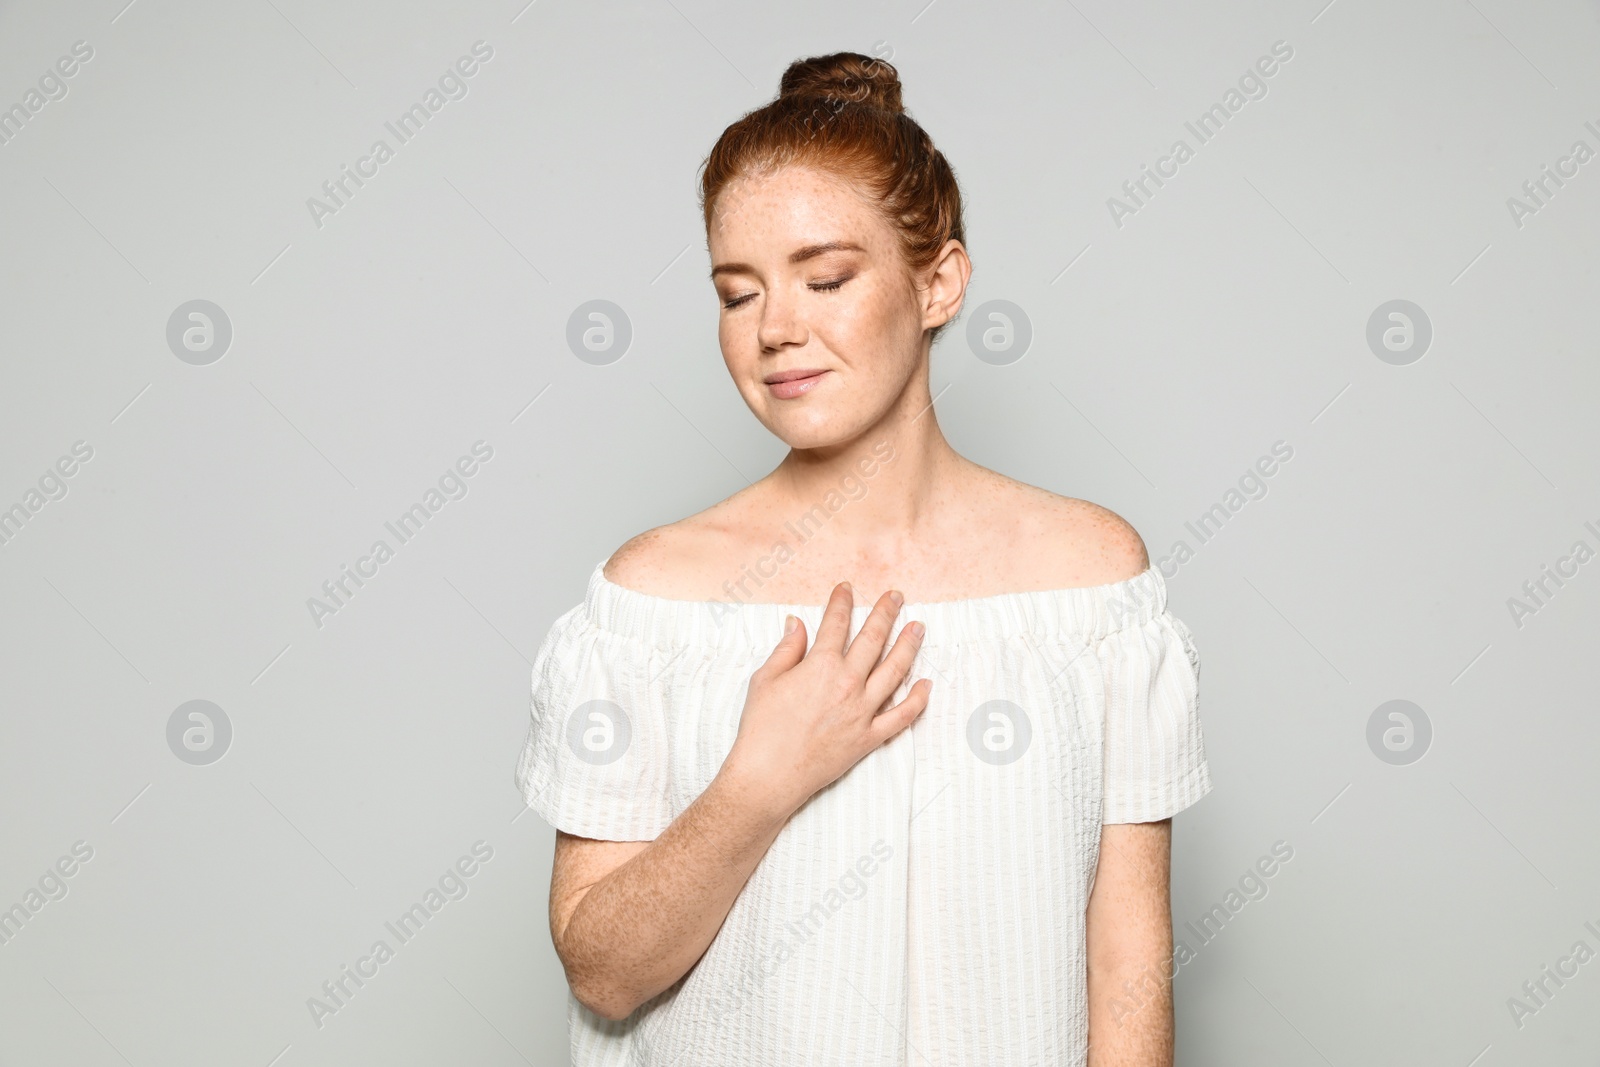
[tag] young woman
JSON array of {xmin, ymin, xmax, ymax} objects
[{"xmin": 516, "ymin": 51, "xmax": 1213, "ymax": 1066}]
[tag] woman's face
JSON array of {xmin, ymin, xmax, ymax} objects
[{"xmin": 708, "ymin": 164, "xmax": 935, "ymax": 450}]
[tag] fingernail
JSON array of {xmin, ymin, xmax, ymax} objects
[
  {"xmin": 840, "ymin": 581, "xmax": 852, "ymax": 593},
  {"xmin": 888, "ymin": 590, "xmax": 903, "ymax": 607},
  {"xmin": 784, "ymin": 613, "xmax": 797, "ymax": 634},
  {"xmin": 910, "ymin": 621, "xmax": 924, "ymax": 637}
]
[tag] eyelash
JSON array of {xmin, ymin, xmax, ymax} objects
[{"xmin": 723, "ymin": 277, "xmax": 849, "ymax": 310}]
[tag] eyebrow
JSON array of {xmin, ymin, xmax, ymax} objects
[{"xmin": 709, "ymin": 241, "xmax": 866, "ymax": 280}]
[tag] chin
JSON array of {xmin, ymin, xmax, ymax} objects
[{"xmin": 761, "ymin": 408, "xmax": 870, "ymax": 450}]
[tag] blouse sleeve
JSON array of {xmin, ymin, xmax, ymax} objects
[
  {"xmin": 513, "ymin": 606, "xmax": 675, "ymax": 841},
  {"xmin": 1096, "ymin": 610, "xmax": 1213, "ymax": 824}
]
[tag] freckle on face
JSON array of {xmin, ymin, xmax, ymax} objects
[
  {"xmin": 713, "ymin": 169, "xmax": 910, "ymax": 355},
  {"xmin": 707, "ymin": 165, "xmax": 927, "ymax": 449}
]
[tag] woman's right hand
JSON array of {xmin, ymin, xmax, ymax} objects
[{"xmin": 724, "ymin": 581, "xmax": 931, "ymax": 819}]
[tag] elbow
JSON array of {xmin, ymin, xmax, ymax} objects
[
  {"xmin": 561, "ymin": 955, "xmax": 641, "ymax": 1022},
  {"xmin": 553, "ymin": 909, "xmax": 649, "ymax": 1021},
  {"xmin": 571, "ymin": 977, "xmax": 639, "ymax": 1022},
  {"xmin": 554, "ymin": 918, "xmax": 638, "ymax": 1021}
]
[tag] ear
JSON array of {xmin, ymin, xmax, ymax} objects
[{"xmin": 920, "ymin": 238, "xmax": 971, "ymax": 331}]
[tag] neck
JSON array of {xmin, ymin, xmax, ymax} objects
[{"xmin": 766, "ymin": 367, "xmax": 965, "ymax": 561}]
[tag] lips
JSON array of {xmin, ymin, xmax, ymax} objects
[
  {"xmin": 763, "ymin": 368, "xmax": 829, "ymax": 384},
  {"xmin": 768, "ymin": 369, "xmax": 832, "ymax": 398},
  {"xmin": 765, "ymin": 369, "xmax": 829, "ymax": 399}
]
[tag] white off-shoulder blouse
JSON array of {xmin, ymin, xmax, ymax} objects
[{"xmin": 515, "ymin": 557, "xmax": 1214, "ymax": 1067}]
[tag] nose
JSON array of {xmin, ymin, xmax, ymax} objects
[{"xmin": 756, "ymin": 287, "xmax": 808, "ymax": 351}]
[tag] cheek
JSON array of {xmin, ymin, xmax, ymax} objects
[
  {"xmin": 718, "ymin": 317, "xmax": 751, "ymax": 365},
  {"xmin": 833, "ymin": 279, "xmax": 910, "ymax": 344},
  {"xmin": 863, "ymin": 285, "xmax": 923, "ymax": 356},
  {"xmin": 718, "ymin": 325, "xmax": 768, "ymax": 401}
]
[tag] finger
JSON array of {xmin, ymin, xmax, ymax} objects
[
  {"xmin": 844, "ymin": 589, "xmax": 904, "ymax": 677},
  {"xmin": 811, "ymin": 580, "xmax": 856, "ymax": 654},
  {"xmin": 757, "ymin": 613, "xmax": 808, "ymax": 677},
  {"xmin": 863, "ymin": 618, "xmax": 925, "ymax": 708},
  {"xmin": 866, "ymin": 678, "xmax": 931, "ymax": 748}
]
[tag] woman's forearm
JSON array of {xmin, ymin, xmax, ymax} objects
[{"xmin": 556, "ymin": 758, "xmax": 798, "ymax": 1021}]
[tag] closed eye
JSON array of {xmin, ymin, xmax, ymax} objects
[{"xmin": 721, "ymin": 276, "xmax": 852, "ymax": 310}]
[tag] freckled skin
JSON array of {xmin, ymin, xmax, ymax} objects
[
  {"xmin": 612, "ymin": 163, "xmax": 1149, "ymax": 605},
  {"xmin": 714, "ymin": 166, "xmax": 929, "ymax": 456},
  {"xmin": 549, "ymin": 161, "xmax": 1175, "ymax": 1059}
]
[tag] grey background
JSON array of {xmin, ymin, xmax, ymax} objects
[{"xmin": 2, "ymin": 0, "xmax": 1598, "ymax": 1063}]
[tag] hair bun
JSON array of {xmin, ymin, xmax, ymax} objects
[{"xmin": 778, "ymin": 51, "xmax": 903, "ymax": 114}]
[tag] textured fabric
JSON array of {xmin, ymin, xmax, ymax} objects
[{"xmin": 515, "ymin": 557, "xmax": 1214, "ymax": 1067}]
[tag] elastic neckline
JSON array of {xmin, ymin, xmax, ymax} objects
[{"xmin": 582, "ymin": 557, "xmax": 1169, "ymax": 652}]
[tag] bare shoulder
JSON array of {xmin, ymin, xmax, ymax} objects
[
  {"xmin": 601, "ymin": 496, "xmax": 752, "ymax": 599},
  {"xmin": 602, "ymin": 524, "xmax": 712, "ymax": 599},
  {"xmin": 1057, "ymin": 496, "xmax": 1150, "ymax": 584},
  {"xmin": 980, "ymin": 471, "xmax": 1150, "ymax": 588}
]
